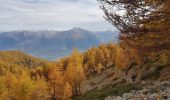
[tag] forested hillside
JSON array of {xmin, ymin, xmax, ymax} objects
[
  {"xmin": 0, "ymin": 0, "xmax": 169, "ymax": 100},
  {"xmin": 0, "ymin": 41, "xmax": 169, "ymax": 100}
]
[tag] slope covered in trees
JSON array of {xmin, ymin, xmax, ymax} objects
[
  {"xmin": 72, "ymin": 0, "xmax": 170, "ymax": 99},
  {"xmin": 0, "ymin": 40, "xmax": 169, "ymax": 100},
  {"xmin": 0, "ymin": 51, "xmax": 73, "ymax": 100},
  {"xmin": 0, "ymin": 0, "xmax": 169, "ymax": 100},
  {"xmin": 0, "ymin": 1, "xmax": 169, "ymax": 99},
  {"xmin": 79, "ymin": 0, "xmax": 170, "ymax": 98},
  {"xmin": 0, "ymin": 50, "xmax": 85, "ymax": 100}
]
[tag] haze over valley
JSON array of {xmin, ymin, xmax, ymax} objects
[{"xmin": 0, "ymin": 28, "xmax": 118, "ymax": 60}]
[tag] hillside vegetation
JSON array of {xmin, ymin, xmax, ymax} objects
[
  {"xmin": 0, "ymin": 41, "xmax": 169, "ymax": 100},
  {"xmin": 0, "ymin": 0, "xmax": 170, "ymax": 100}
]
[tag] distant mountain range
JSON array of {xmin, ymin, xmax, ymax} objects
[
  {"xmin": 0, "ymin": 28, "xmax": 118, "ymax": 60},
  {"xmin": 94, "ymin": 30, "xmax": 119, "ymax": 43}
]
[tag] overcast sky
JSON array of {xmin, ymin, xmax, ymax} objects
[{"xmin": 0, "ymin": 0, "xmax": 116, "ymax": 31}]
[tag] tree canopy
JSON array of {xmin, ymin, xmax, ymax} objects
[{"xmin": 99, "ymin": 0, "xmax": 170, "ymax": 52}]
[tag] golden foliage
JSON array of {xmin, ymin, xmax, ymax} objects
[{"xmin": 0, "ymin": 41, "xmax": 169, "ymax": 100}]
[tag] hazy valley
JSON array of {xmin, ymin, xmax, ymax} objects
[{"xmin": 0, "ymin": 28, "xmax": 118, "ymax": 60}]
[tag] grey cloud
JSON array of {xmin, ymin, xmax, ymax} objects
[
  {"xmin": 22, "ymin": 0, "xmax": 39, "ymax": 3},
  {"xmin": 0, "ymin": 0, "xmax": 115, "ymax": 31}
]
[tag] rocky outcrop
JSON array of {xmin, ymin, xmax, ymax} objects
[{"xmin": 105, "ymin": 81, "xmax": 170, "ymax": 100}]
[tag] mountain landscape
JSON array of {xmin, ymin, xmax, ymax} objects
[
  {"xmin": 94, "ymin": 30, "xmax": 119, "ymax": 43},
  {"xmin": 0, "ymin": 28, "xmax": 118, "ymax": 60},
  {"xmin": 0, "ymin": 0, "xmax": 170, "ymax": 100}
]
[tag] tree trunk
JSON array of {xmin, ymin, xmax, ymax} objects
[
  {"xmin": 78, "ymin": 81, "xmax": 81, "ymax": 95},
  {"xmin": 74, "ymin": 81, "xmax": 78, "ymax": 96},
  {"xmin": 52, "ymin": 84, "xmax": 57, "ymax": 100}
]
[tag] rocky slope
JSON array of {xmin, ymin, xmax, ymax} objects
[{"xmin": 105, "ymin": 81, "xmax": 170, "ymax": 100}]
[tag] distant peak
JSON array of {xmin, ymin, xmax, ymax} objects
[
  {"xmin": 71, "ymin": 27, "xmax": 87, "ymax": 31},
  {"xmin": 72, "ymin": 27, "xmax": 82, "ymax": 30}
]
